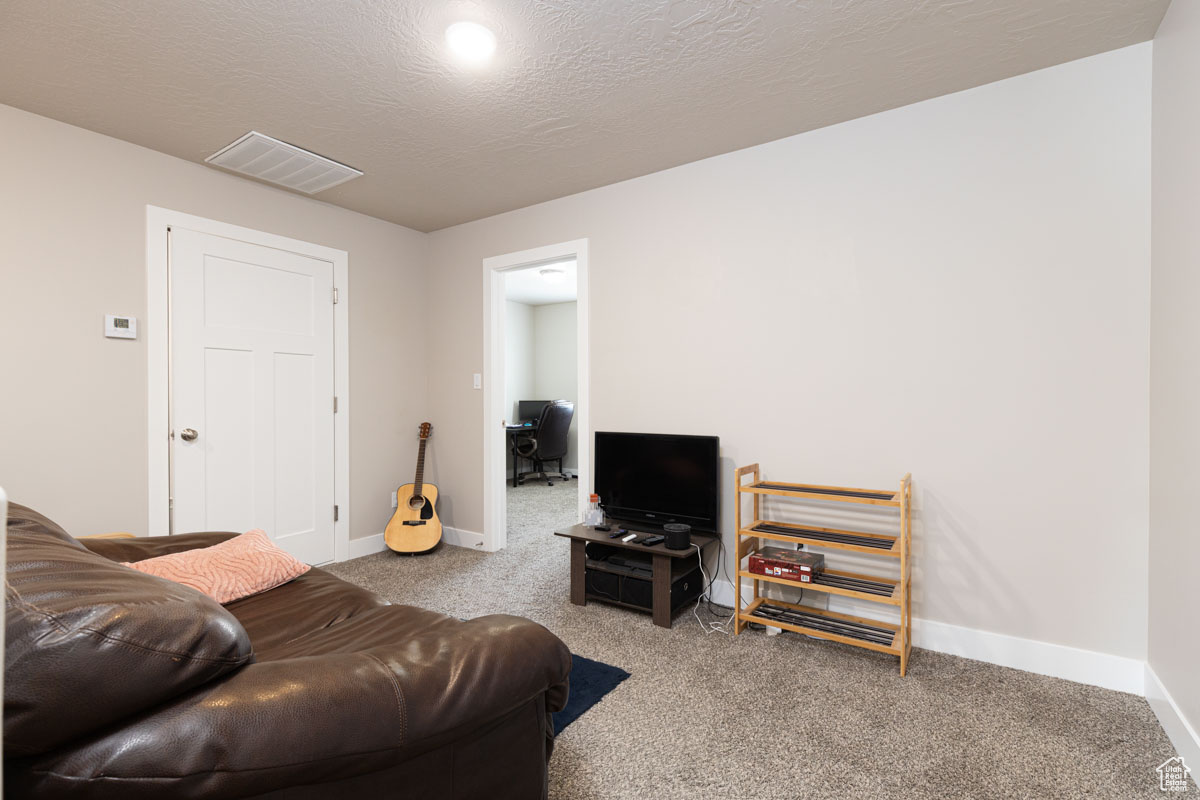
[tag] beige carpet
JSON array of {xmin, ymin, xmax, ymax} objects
[{"xmin": 326, "ymin": 481, "xmax": 1187, "ymax": 799}]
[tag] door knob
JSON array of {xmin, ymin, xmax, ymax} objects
[{"xmin": 180, "ymin": 428, "xmax": 199, "ymax": 442}]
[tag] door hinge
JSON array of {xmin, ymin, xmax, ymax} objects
[
  {"xmin": 333, "ymin": 287, "xmax": 339, "ymax": 304},
  {"xmin": 334, "ymin": 505, "xmax": 340, "ymax": 522},
  {"xmin": 333, "ymin": 396, "xmax": 338, "ymax": 413}
]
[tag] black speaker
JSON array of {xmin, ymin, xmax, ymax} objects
[{"xmin": 663, "ymin": 522, "xmax": 691, "ymax": 551}]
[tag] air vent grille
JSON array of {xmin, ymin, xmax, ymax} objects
[{"xmin": 205, "ymin": 131, "xmax": 362, "ymax": 194}]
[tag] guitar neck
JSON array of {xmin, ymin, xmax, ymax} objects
[{"xmin": 412, "ymin": 438, "xmax": 428, "ymax": 498}]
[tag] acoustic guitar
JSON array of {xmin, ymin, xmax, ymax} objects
[{"xmin": 384, "ymin": 422, "xmax": 442, "ymax": 554}]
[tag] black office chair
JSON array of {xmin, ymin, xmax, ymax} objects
[{"xmin": 514, "ymin": 401, "xmax": 575, "ymax": 486}]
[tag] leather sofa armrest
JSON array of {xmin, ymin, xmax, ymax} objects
[
  {"xmin": 376, "ymin": 612, "xmax": 573, "ymax": 742},
  {"xmin": 18, "ymin": 612, "xmax": 572, "ymax": 799},
  {"xmin": 80, "ymin": 531, "xmax": 239, "ymax": 563}
]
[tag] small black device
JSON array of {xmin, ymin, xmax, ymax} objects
[
  {"xmin": 602, "ymin": 550, "xmax": 650, "ymax": 573},
  {"xmin": 663, "ymin": 523, "xmax": 691, "ymax": 551},
  {"xmin": 608, "ymin": 529, "xmax": 628, "ymax": 538},
  {"xmin": 630, "ymin": 535, "xmax": 652, "ymax": 545},
  {"xmin": 642, "ymin": 535, "xmax": 665, "ymax": 546},
  {"xmin": 595, "ymin": 524, "xmax": 611, "ymax": 531}
]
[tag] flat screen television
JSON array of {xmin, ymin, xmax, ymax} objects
[{"xmin": 594, "ymin": 431, "xmax": 720, "ymax": 534}]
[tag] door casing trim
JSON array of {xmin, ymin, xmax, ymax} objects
[
  {"xmin": 481, "ymin": 238, "xmax": 589, "ymax": 552},
  {"xmin": 145, "ymin": 206, "xmax": 351, "ymax": 563}
]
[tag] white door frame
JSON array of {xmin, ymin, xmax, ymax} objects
[
  {"xmin": 145, "ymin": 206, "xmax": 351, "ymax": 563},
  {"xmin": 482, "ymin": 238, "xmax": 589, "ymax": 552}
]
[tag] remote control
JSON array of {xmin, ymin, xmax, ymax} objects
[
  {"xmin": 642, "ymin": 535, "xmax": 665, "ymax": 546},
  {"xmin": 621, "ymin": 533, "xmax": 637, "ymax": 543},
  {"xmin": 608, "ymin": 529, "xmax": 628, "ymax": 538},
  {"xmin": 595, "ymin": 524, "xmax": 611, "ymax": 531}
]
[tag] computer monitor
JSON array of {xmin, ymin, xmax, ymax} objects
[{"xmin": 517, "ymin": 400, "xmax": 551, "ymax": 423}]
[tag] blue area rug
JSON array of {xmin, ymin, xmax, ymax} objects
[{"xmin": 553, "ymin": 654, "xmax": 631, "ymax": 734}]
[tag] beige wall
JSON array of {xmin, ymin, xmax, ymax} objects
[
  {"xmin": 533, "ymin": 302, "xmax": 578, "ymax": 471},
  {"xmin": 0, "ymin": 103, "xmax": 428, "ymax": 542},
  {"xmin": 1150, "ymin": 0, "xmax": 1200, "ymax": 751},
  {"xmin": 503, "ymin": 299, "xmax": 534, "ymax": 477},
  {"xmin": 427, "ymin": 44, "xmax": 1152, "ymax": 658},
  {"xmin": 503, "ymin": 300, "xmax": 535, "ymax": 422}
]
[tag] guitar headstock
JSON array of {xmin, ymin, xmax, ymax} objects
[{"xmin": 418, "ymin": 422, "xmax": 433, "ymax": 440}]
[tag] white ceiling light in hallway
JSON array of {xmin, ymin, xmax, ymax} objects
[{"xmin": 506, "ymin": 260, "xmax": 577, "ymax": 306}]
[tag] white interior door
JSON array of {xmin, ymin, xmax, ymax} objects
[{"xmin": 170, "ymin": 228, "xmax": 336, "ymax": 564}]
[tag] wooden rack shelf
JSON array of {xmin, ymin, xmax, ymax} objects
[
  {"xmin": 742, "ymin": 597, "xmax": 902, "ymax": 655},
  {"xmin": 733, "ymin": 464, "xmax": 913, "ymax": 675},
  {"xmin": 739, "ymin": 520, "xmax": 900, "ymax": 557},
  {"xmin": 736, "ymin": 567, "xmax": 900, "ymax": 605},
  {"xmin": 738, "ymin": 480, "xmax": 902, "ymax": 506}
]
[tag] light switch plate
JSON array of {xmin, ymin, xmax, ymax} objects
[
  {"xmin": 105, "ymin": 314, "xmax": 137, "ymax": 339},
  {"xmin": 472, "ymin": 373, "xmax": 482, "ymax": 389}
]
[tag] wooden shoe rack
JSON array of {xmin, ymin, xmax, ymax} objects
[{"xmin": 733, "ymin": 465, "xmax": 913, "ymax": 676}]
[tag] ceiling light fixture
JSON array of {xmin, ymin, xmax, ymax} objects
[
  {"xmin": 539, "ymin": 267, "xmax": 566, "ymax": 284},
  {"xmin": 445, "ymin": 21, "xmax": 496, "ymax": 63}
]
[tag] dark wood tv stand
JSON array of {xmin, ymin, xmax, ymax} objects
[{"xmin": 553, "ymin": 523, "xmax": 719, "ymax": 628}]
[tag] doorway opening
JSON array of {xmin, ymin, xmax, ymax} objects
[{"xmin": 482, "ymin": 240, "xmax": 589, "ymax": 552}]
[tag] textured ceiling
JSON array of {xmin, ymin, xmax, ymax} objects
[{"xmin": 0, "ymin": 0, "xmax": 1169, "ymax": 232}]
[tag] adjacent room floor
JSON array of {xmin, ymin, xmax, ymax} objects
[{"xmin": 326, "ymin": 484, "xmax": 1178, "ymax": 799}]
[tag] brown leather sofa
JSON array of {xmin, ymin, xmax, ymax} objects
[{"xmin": 4, "ymin": 504, "xmax": 571, "ymax": 799}]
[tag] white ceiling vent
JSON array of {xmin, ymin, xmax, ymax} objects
[{"xmin": 205, "ymin": 131, "xmax": 362, "ymax": 194}]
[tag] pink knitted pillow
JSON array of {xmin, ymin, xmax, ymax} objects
[{"xmin": 123, "ymin": 530, "xmax": 310, "ymax": 604}]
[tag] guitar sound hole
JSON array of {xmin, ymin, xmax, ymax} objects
[{"xmin": 408, "ymin": 496, "xmax": 425, "ymax": 511}]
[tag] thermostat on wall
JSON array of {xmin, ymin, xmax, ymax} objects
[{"xmin": 105, "ymin": 314, "xmax": 137, "ymax": 339}]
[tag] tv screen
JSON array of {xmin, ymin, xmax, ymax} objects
[{"xmin": 594, "ymin": 432, "xmax": 720, "ymax": 533}]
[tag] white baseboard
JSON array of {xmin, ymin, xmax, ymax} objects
[
  {"xmin": 913, "ymin": 617, "xmax": 1144, "ymax": 695},
  {"xmin": 1146, "ymin": 664, "xmax": 1200, "ymax": 778},
  {"xmin": 346, "ymin": 532, "xmax": 387, "ymax": 559},
  {"xmin": 443, "ymin": 526, "xmax": 485, "ymax": 550},
  {"xmin": 343, "ymin": 527, "xmax": 484, "ymax": 560},
  {"xmin": 710, "ymin": 579, "xmax": 1144, "ymax": 695}
]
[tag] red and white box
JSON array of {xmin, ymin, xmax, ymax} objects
[{"xmin": 748, "ymin": 546, "xmax": 824, "ymax": 583}]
